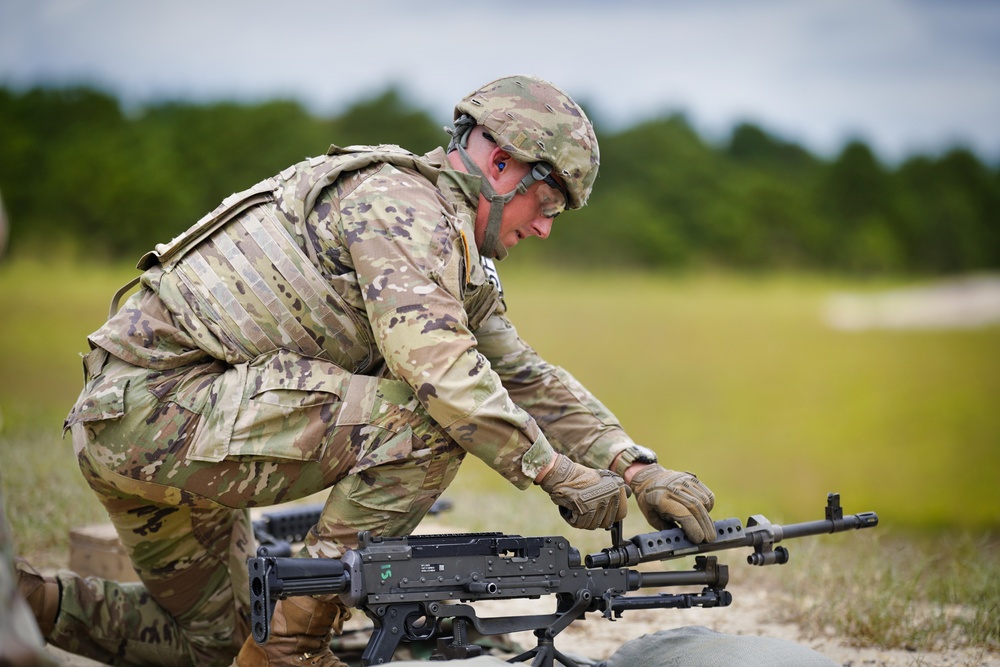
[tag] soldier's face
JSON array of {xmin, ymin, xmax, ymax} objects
[
  {"xmin": 498, "ymin": 181, "xmax": 558, "ymax": 248},
  {"xmin": 478, "ymin": 162, "xmax": 563, "ymax": 251}
]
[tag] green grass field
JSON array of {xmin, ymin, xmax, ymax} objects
[{"xmin": 1, "ymin": 257, "xmax": 997, "ymax": 651}]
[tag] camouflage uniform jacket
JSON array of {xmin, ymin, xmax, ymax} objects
[{"xmin": 83, "ymin": 144, "xmax": 636, "ymax": 489}]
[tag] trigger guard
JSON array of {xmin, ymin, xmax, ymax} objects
[{"xmin": 403, "ymin": 611, "xmax": 437, "ymax": 641}]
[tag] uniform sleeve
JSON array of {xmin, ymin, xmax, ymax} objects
[
  {"xmin": 473, "ymin": 309, "xmax": 636, "ymax": 471},
  {"xmin": 339, "ymin": 165, "xmax": 555, "ymax": 488}
]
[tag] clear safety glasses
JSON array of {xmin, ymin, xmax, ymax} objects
[{"xmin": 531, "ymin": 164, "xmax": 568, "ymax": 219}]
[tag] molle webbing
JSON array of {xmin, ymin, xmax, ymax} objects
[
  {"xmin": 164, "ymin": 201, "xmax": 372, "ymax": 369},
  {"xmin": 176, "ymin": 206, "xmax": 371, "ymax": 363},
  {"xmin": 123, "ymin": 145, "xmax": 447, "ymax": 371}
]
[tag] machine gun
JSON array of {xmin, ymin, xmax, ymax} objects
[{"xmin": 248, "ymin": 493, "xmax": 877, "ymax": 666}]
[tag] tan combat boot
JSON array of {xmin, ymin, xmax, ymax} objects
[
  {"xmin": 235, "ymin": 596, "xmax": 351, "ymax": 667},
  {"xmin": 14, "ymin": 558, "xmax": 60, "ymax": 638}
]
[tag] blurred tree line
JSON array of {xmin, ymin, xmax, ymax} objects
[{"xmin": 1, "ymin": 85, "xmax": 997, "ymax": 274}]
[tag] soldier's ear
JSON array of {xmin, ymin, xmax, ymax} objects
[{"xmin": 488, "ymin": 148, "xmax": 513, "ymax": 181}]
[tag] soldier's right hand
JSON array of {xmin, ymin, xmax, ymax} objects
[{"xmin": 538, "ymin": 454, "xmax": 628, "ymax": 530}]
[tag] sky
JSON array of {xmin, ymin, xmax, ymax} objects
[{"xmin": 2, "ymin": 0, "xmax": 1000, "ymax": 164}]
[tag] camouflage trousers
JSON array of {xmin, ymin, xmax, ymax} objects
[{"xmin": 54, "ymin": 347, "xmax": 466, "ymax": 667}]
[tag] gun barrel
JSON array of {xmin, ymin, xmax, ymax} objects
[
  {"xmin": 586, "ymin": 501, "xmax": 879, "ymax": 568},
  {"xmin": 778, "ymin": 511, "xmax": 878, "ymax": 540}
]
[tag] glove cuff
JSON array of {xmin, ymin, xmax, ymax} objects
[
  {"xmin": 612, "ymin": 445, "xmax": 659, "ymax": 477},
  {"xmin": 537, "ymin": 454, "xmax": 572, "ymax": 491}
]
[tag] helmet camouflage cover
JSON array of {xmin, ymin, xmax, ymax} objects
[{"xmin": 454, "ymin": 75, "xmax": 600, "ymax": 209}]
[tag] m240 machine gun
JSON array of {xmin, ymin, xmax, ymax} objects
[{"xmin": 248, "ymin": 493, "xmax": 877, "ymax": 666}]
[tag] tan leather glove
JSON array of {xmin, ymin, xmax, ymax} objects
[
  {"xmin": 630, "ymin": 465, "xmax": 716, "ymax": 543},
  {"xmin": 538, "ymin": 454, "xmax": 629, "ymax": 530}
]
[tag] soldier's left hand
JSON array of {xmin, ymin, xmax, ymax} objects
[{"xmin": 628, "ymin": 465, "xmax": 716, "ymax": 543}]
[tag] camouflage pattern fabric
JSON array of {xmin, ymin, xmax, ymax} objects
[
  {"xmin": 55, "ymin": 144, "xmax": 639, "ymax": 665},
  {"xmin": 56, "ymin": 347, "xmax": 465, "ymax": 665}
]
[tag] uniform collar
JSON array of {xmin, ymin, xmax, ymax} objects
[{"xmin": 425, "ymin": 146, "xmax": 481, "ymax": 214}]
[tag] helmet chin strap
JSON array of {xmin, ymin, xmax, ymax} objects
[{"xmin": 447, "ymin": 116, "xmax": 538, "ymax": 261}]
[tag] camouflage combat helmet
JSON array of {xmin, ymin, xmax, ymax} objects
[
  {"xmin": 455, "ymin": 75, "xmax": 600, "ymax": 209},
  {"xmin": 447, "ymin": 75, "xmax": 600, "ymax": 260}
]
